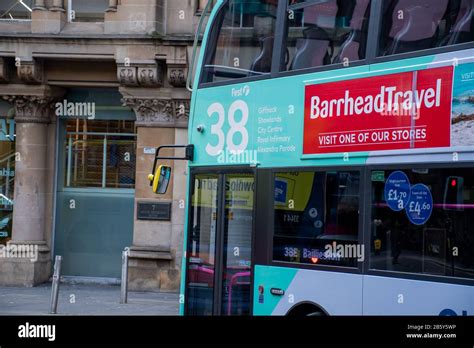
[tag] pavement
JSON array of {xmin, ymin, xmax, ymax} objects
[{"xmin": 0, "ymin": 283, "xmax": 179, "ymax": 316}]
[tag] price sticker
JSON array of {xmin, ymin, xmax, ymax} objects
[
  {"xmin": 406, "ymin": 184, "xmax": 433, "ymax": 225},
  {"xmin": 384, "ymin": 171, "xmax": 411, "ymax": 211}
]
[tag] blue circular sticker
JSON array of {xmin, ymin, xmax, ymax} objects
[
  {"xmin": 384, "ymin": 171, "xmax": 411, "ymax": 211},
  {"xmin": 406, "ymin": 184, "xmax": 433, "ymax": 225}
]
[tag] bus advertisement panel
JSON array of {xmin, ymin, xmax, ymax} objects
[
  {"xmin": 304, "ymin": 66, "xmax": 454, "ymax": 154},
  {"xmin": 190, "ymin": 53, "xmax": 474, "ymax": 169}
]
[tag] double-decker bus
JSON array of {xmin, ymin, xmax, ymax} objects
[{"xmin": 150, "ymin": 0, "xmax": 474, "ymax": 316}]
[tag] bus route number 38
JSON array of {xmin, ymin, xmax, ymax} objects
[{"xmin": 205, "ymin": 100, "xmax": 249, "ymax": 156}]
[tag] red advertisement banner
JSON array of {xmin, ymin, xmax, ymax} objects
[{"xmin": 303, "ymin": 66, "xmax": 454, "ymax": 154}]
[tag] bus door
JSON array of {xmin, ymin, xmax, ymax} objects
[{"xmin": 185, "ymin": 171, "xmax": 255, "ymax": 315}]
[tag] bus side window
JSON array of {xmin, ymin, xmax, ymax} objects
[
  {"xmin": 285, "ymin": 0, "xmax": 371, "ymax": 72},
  {"xmin": 379, "ymin": 0, "xmax": 455, "ymax": 56},
  {"xmin": 200, "ymin": 0, "xmax": 278, "ymax": 84},
  {"xmin": 442, "ymin": 0, "xmax": 474, "ymax": 46}
]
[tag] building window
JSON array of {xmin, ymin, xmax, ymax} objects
[
  {"xmin": 64, "ymin": 119, "xmax": 136, "ymax": 189},
  {"xmin": 0, "ymin": 0, "xmax": 33, "ymax": 20},
  {"xmin": 69, "ymin": 0, "xmax": 108, "ymax": 22},
  {"xmin": 273, "ymin": 170, "xmax": 361, "ymax": 267},
  {"xmin": 370, "ymin": 167, "xmax": 474, "ymax": 280},
  {"xmin": 284, "ymin": 0, "xmax": 372, "ymax": 71},
  {"xmin": 196, "ymin": 0, "xmax": 216, "ymax": 14},
  {"xmin": 200, "ymin": 0, "xmax": 278, "ymax": 84},
  {"xmin": 379, "ymin": 0, "xmax": 474, "ymax": 56},
  {"xmin": 0, "ymin": 118, "xmax": 15, "ymax": 245}
]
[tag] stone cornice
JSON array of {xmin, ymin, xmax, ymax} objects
[
  {"xmin": 117, "ymin": 61, "xmax": 164, "ymax": 88},
  {"xmin": 0, "ymin": 85, "xmax": 65, "ymax": 124},
  {"xmin": 0, "ymin": 33, "xmax": 195, "ymax": 43},
  {"xmin": 17, "ymin": 59, "xmax": 43, "ymax": 84},
  {"xmin": 120, "ymin": 87, "xmax": 190, "ymax": 128},
  {"xmin": 167, "ymin": 66, "xmax": 187, "ymax": 88},
  {"xmin": 172, "ymin": 100, "xmax": 190, "ymax": 128},
  {"xmin": 122, "ymin": 97, "xmax": 173, "ymax": 127},
  {"xmin": 3, "ymin": 95, "xmax": 56, "ymax": 123}
]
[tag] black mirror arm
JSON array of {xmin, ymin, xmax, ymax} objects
[{"xmin": 150, "ymin": 144, "xmax": 194, "ymax": 187}]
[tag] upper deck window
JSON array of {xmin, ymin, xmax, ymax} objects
[
  {"xmin": 379, "ymin": 0, "xmax": 474, "ymax": 56},
  {"xmin": 283, "ymin": 0, "xmax": 372, "ymax": 72},
  {"xmin": 200, "ymin": 0, "xmax": 278, "ymax": 84}
]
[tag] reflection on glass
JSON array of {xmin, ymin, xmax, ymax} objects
[
  {"xmin": 371, "ymin": 168, "xmax": 474, "ymax": 279},
  {"xmin": 186, "ymin": 175, "xmax": 219, "ymax": 315},
  {"xmin": 379, "ymin": 0, "xmax": 474, "ymax": 56},
  {"xmin": 64, "ymin": 120, "xmax": 136, "ymax": 189},
  {"xmin": 273, "ymin": 171, "xmax": 360, "ymax": 267},
  {"xmin": 200, "ymin": 0, "xmax": 278, "ymax": 83},
  {"xmin": 0, "ymin": 0, "xmax": 34, "ymax": 20},
  {"xmin": 0, "ymin": 119, "xmax": 15, "ymax": 245},
  {"xmin": 221, "ymin": 174, "xmax": 254, "ymax": 316},
  {"xmin": 285, "ymin": 0, "xmax": 371, "ymax": 71}
]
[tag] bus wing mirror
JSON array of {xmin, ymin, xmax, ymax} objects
[
  {"xmin": 148, "ymin": 165, "xmax": 172, "ymax": 194},
  {"xmin": 148, "ymin": 144, "xmax": 193, "ymax": 194}
]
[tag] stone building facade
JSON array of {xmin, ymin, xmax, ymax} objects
[{"xmin": 0, "ymin": 0, "xmax": 208, "ymax": 291}]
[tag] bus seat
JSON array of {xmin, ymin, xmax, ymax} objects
[
  {"xmin": 445, "ymin": 0, "xmax": 474, "ymax": 45},
  {"xmin": 289, "ymin": 0, "xmax": 338, "ymax": 70},
  {"xmin": 303, "ymin": 0, "xmax": 339, "ymax": 29},
  {"xmin": 249, "ymin": 36, "xmax": 274, "ymax": 75},
  {"xmin": 290, "ymin": 27, "xmax": 332, "ymax": 70},
  {"xmin": 384, "ymin": 0, "xmax": 450, "ymax": 55},
  {"xmin": 333, "ymin": 0, "xmax": 371, "ymax": 63}
]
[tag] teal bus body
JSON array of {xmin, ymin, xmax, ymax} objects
[{"xmin": 179, "ymin": 0, "xmax": 474, "ymax": 316}]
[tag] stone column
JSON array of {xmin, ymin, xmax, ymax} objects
[
  {"xmin": 32, "ymin": 0, "xmax": 66, "ymax": 34},
  {"xmin": 106, "ymin": 0, "xmax": 118, "ymax": 12},
  {"xmin": 33, "ymin": 0, "xmax": 47, "ymax": 11},
  {"xmin": 50, "ymin": 0, "xmax": 65, "ymax": 12},
  {"xmin": 120, "ymin": 83, "xmax": 190, "ymax": 291},
  {"xmin": 10, "ymin": 96, "xmax": 51, "ymax": 242},
  {"xmin": 0, "ymin": 86, "xmax": 64, "ymax": 286}
]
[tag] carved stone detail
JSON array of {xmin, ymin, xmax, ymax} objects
[
  {"xmin": 0, "ymin": 58, "xmax": 10, "ymax": 83},
  {"xmin": 118, "ymin": 61, "xmax": 163, "ymax": 88},
  {"xmin": 172, "ymin": 100, "xmax": 190, "ymax": 128},
  {"xmin": 117, "ymin": 66, "xmax": 138, "ymax": 86},
  {"xmin": 137, "ymin": 64, "xmax": 163, "ymax": 87},
  {"xmin": 122, "ymin": 97, "xmax": 173, "ymax": 126},
  {"xmin": 2, "ymin": 95, "xmax": 57, "ymax": 124},
  {"xmin": 17, "ymin": 60, "xmax": 43, "ymax": 84},
  {"xmin": 122, "ymin": 97, "xmax": 190, "ymax": 128},
  {"xmin": 168, "ymin": 67, "xmax": 187, "ymax": 88}
]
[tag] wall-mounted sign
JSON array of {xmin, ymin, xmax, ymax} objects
[
  {"xmin": 304, "ymin": 66, "xmax": 454, "ymax": 154},
  {"xmin": 137, "ymin": 202, "xmax": 172, "ymax": 221},
  {"xmin": 371, "ymin": 171, "xmax": 385, "ymax": 182},
  {"xmin": 143, "ymin": 147, "xmax": 156, "ymax": 155}
]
